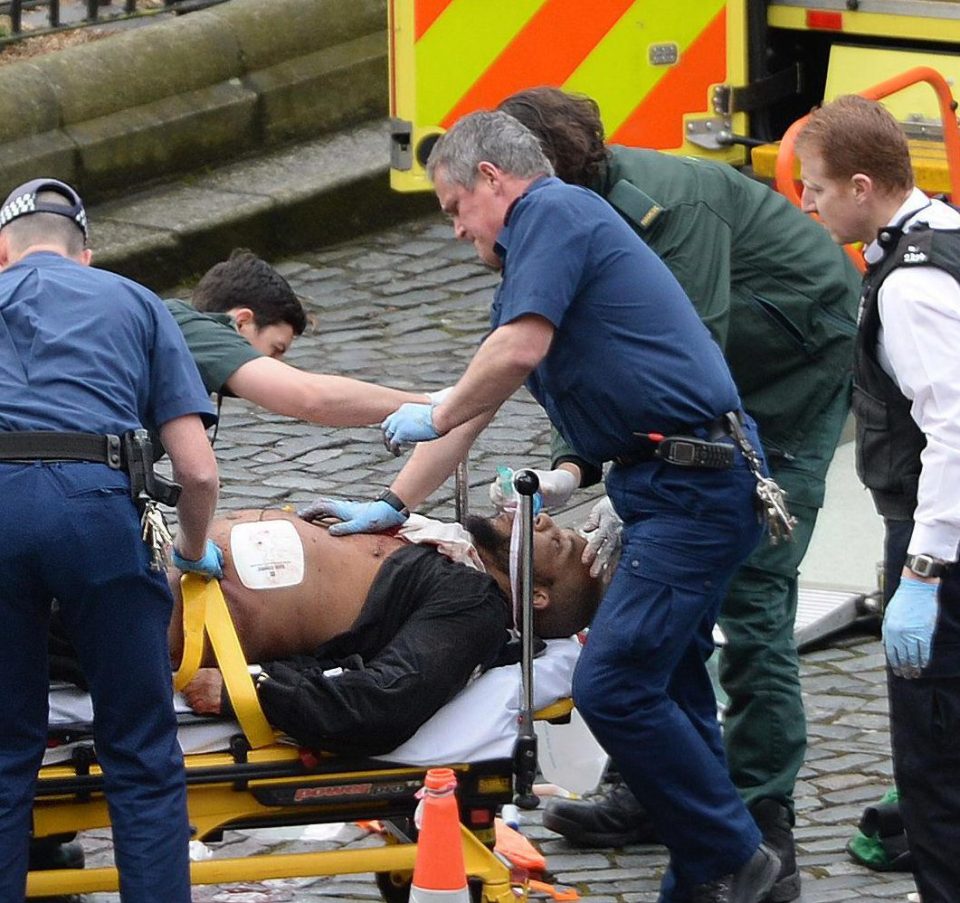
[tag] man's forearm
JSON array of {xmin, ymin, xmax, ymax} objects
[
  {"xmin": 171, "ymin": 462, "xmax": 219, "ymax": 559},
  {"xmin": 160, "ymin": 415, "xmax": 219, "ymax": 559},
  {"xmin": 302, "ymin": 375, "xmax": 427, "ymax": 426},
  {"xmin": 432, "ymin": 317, "xmax": 553, "ymax": 435},
  {"xmin": 390, "ymin": 412, "xmax": 493, "ymax": 509},
  {"xmin": 910, "ymin": 440, "xmax": 960, "ymax": 561},
  {"xmin": 227, "ymin": 357, "xmax": 427, "ymax": 427}
]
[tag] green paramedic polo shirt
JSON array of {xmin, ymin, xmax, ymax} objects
[{"xmin": 163, "ymin": 298, "xmax": 262, "ymax": 396}]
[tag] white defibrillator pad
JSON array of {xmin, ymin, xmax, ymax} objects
[{"xmin": 230, "ymin": 520, "xmax": 305, "ymax": 589}]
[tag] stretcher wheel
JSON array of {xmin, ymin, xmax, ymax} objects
[
  {"xmin": 376, "ymin": 870, "xmax": 413, "ymax": 903},
  {"xmin": 375, "ymin": 872, "xmax": 484, "ymax": 903}
]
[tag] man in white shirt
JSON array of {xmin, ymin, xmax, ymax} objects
[{"xmin": 797, "ymin": 94, "xmax": 960, "ymax": 903}]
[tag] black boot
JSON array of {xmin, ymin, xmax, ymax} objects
[
  {"xmin": 749, "ymin": 799, "xmax": 800, "ymax": 902},
  {"xmin": 542, "ymin": 782, "xmax": 658, "ymax": 847},
  {"xmin": 689, "ymin": 843, "xmax": 780, "ymax": 903},
  {"xmin": 28, "ymin": 836, "xmax": 84, "ymax": 871},
  {"xmin": 29, "ymin": 836, "xmax": 86, "ymax": 903},
  {"xmin": 846, "ymin": 792, "xmax": 913, "ymax": 872}
]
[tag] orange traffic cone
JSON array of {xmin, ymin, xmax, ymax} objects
[{"xmin": 410, "ymin": 768, "xmax": 470, "ymax": 903}]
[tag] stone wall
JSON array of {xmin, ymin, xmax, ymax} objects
[{"xmin": 0, "ymin": 0, "xmax": 388, "ymax": 199}]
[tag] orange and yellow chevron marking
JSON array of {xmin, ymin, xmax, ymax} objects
[
  {"xmin": 559, "ymin": 0, "xmax": 726, "ymax": 141},
  {"xmin": 610, "ymin": 7, "xmax": 726, "ymax": 147},
  {"xmin": 438, "ymin": 0, "xmax": 639, "ymax": 128},
  {"xmin": 413, "ymin": 1, "xmax": 542, "ymax": 126},
  {"xmin": 415, "ymin": 0, "xmax": 453, "ymax": 41},
  {"xmin": 409, "ymin": 0, "xmax": 728, "ymax": 150}
]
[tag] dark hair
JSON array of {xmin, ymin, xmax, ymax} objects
[
  {"xmin": 796, "ymin": 95, "xmax": 914, "ymax": 194},
  {"xmin": 532, "ymin": 577, "xmax": 602, "ymax": 639},
  {"xmin": 192, "ymin": 248, "xmax": 306, "ymax": 335},
  {"xmin": 498, "ymin": 87, "xmax": 609, "ymax": 187}
]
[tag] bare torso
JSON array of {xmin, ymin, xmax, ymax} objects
[{"xmin": 168, "ymin": 509, "xmax": 407, "ymax": 666}]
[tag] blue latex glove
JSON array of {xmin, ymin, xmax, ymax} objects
[
  {"xmin": 381, "ymin": 402, "xmax": 439, "ymax": 456},
  {"xmin": 883, "ymin": 576, "xmax": 940, "ymax": 678},
  {"xmin": 297, "ymin": 497, "xmax": 408, "ymax": 536},
  {"xmin": 172, "ymin": 539, "xmax": 224, "ymax": 580}
]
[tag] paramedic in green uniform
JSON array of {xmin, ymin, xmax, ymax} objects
[
  {"xmin": 499, "ymin": 87, "xmax": 859, "ymax": 902},
  {"xmin": 166, "ymin": 249, "xmax": 426, "ymax": 422}
]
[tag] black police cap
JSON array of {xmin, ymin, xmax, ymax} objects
[{"xmin": 0, "ymin": 178, "xmax": 88, "ymax": 241}]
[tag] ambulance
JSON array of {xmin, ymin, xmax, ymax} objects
[{"xmin": 388, "ymin": 1, "xmax": 960, "ymax": 196}]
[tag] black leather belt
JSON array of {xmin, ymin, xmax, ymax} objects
[
  {"xmin": 0, "ymin": 431, "xmax": 123, "ymax": 469},
  {"xmin": 613, "ymin": 413, "xmax": 738, "ymax": 470}
]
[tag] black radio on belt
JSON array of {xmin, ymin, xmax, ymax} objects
[{"xmin": 653, "ymin": 434, "xmax": 735, "ymax": 470}]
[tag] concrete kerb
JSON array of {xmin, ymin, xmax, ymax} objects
[
  {"xmin": 0, "ymin": 0, "xmax": 411, "ymax": 287},
  {"xmin": 89, "ymin": 120, "xmax": 438, "ymax": 289},
  {"xmin": 0, "ymin": 0, "xmax": 390, "ymax": 198}
]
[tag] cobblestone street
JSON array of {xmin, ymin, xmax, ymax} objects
[
  {"xmin": 75, "ymin": 214, "xmax": 913, "ymax": 902},
  {"xmin": 200, "ymin": 215, "xmax": 552, "ymax": 521}
]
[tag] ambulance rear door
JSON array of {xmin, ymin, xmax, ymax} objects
[{"xmin": 388, "ymin": 0, "xmax": 751, "ymax": 191}]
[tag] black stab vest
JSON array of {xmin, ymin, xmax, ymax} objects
[{"xmin": 853, "ymin": 224, "xmax": 960, "ymax": 520}]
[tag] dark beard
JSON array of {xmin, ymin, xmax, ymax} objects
[{"xmin": 464, "ymin": 514, "xmax": 511, "ymax": 574}]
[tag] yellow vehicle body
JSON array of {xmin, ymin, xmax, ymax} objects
[
  {"xmin": 390, "ymin": 0, "xmax": 960, "ymax": 196},
  {"xmin": 389, "ymin": 0, "xmax": 750, "ymax": 191}
]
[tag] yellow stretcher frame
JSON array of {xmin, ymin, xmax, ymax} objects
[{"xmin": 29, "ymin": 574, "xmax": 558, "ymax": 901}]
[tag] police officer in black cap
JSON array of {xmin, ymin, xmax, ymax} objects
[{"xmin": 0, "ymin": 178, "xmax": 221, "ymax": 902}]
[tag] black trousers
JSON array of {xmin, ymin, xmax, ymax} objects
[{"xmin": 884, "ymin": 518, "xmax": 960, "ymax": 902}]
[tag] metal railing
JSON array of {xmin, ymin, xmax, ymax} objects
[
  {"xmin": 775, "ymin": 65, "xmax": 960, "ymax": 274},
  {"xmin": 0, "ymin": 0, "xmax": 228, "ymax": 42}
]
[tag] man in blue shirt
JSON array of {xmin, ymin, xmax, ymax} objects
[
  {"xmin": 0, "ymin": 179, "xmax": 220, "ymax": 902},
  {"xmin": 492, "ymin": 88, "xmax": 860, "ymax": 899},
  {"xmin": 310, "ymin": 112, "xmax": 778, "ymax": 902}
]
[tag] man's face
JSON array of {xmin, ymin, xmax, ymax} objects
[
  {"xmin": 798, "ymin": 146, "xmax": 869, "ymax": 245},
  {"xmin": 237, "ymin": 320, "xmax": 296, "ymax": 359},
  {"xmin": 468, "ymin": 511, "xmax": 599, "ymax": 607},
  {"xmin": 434, "ymin": 166, "xmax": 507, "ymax": 269}
]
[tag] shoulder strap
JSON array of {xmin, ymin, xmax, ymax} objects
[
  {"xmin": 606, "ymin": 179, "xmax": 663, "ymax": 231},
  {"xmin": 876, "ymin": 224, "xmax": 960, "ymax": 284}
]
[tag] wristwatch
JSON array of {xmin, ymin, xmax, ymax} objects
[
  {"xmin": 905, "ymin": 553, "xmax": 950, "ymax": 578},
  {"xmin": 377, "ymin": 488, "xmax": 410, "ymax": 516}
]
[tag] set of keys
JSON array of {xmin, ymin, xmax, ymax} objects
[
  {"xmin": 140, "ymin": 500, "xmax": 174, "ymax": 571},
  {"xmin": 723, "ymin": 412, "xmax": 797, "ymax": 545},
  {"xmin": 755, "ymin": 475, "xmax": 797, "ymax": 545}
]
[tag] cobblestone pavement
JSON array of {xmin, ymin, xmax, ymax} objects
[{"xmin": 71, "ymin": 215, "xmax": 914, "ymax": 901}]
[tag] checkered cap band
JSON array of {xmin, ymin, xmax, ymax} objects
[{"xmin": 0, "ymin": 179, "xmax": 88, "ymax": 240}]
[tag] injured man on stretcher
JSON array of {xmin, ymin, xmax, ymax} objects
[{"xmin": 51, "ymin": 508, "xmax": 604, "ymax": 760}]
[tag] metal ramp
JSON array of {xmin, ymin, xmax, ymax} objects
[
  {"xmin": 795, "ymin": 586, "xmax": 881, "ymax": 651},
  {"xmin": 552, "ymin": 493, "xmax": 883, "ymax": 652}
]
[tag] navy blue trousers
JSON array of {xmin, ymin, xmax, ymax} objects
[
  {"xmin": 573, "ymin": 438, "xmax": 765, "ymax": 897},
  {"xmin": 0, "ymin": 462, "xmax": 190, "ymax": 902},
  {"xmin": 883, "ymin": 518, "xmax": 960, "ymax": 902}
]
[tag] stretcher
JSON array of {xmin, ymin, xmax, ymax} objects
[{"xmin": 29, "ymin": 477, "xmax": 572, "ymax": 900}]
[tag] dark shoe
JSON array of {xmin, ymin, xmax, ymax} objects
[
  {"xmin": 542, "ymin": 783, "xmax": 658, "ymax": 847},
  {"xmin": 29, "ymin": 837, "xmax": 85, "ymax": 871},
  {"xmin": 689, "ymin": 843, "xmax": 780, "ymax": 903},
  {"xmin": 750, "ymin": 799, "xmax": 800, "ymax": 902},
  {"xmin": 29, "ymin": 838, "xmax": 87, "ymax": 903},
  {"xmin": 846, "ymin": 790, "xmax": 913, "ymax": 872}
]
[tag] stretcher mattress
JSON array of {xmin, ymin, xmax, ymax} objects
[{"xmin": 45, "ymin": 636, "xmax": 580, "ymax": 767}]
